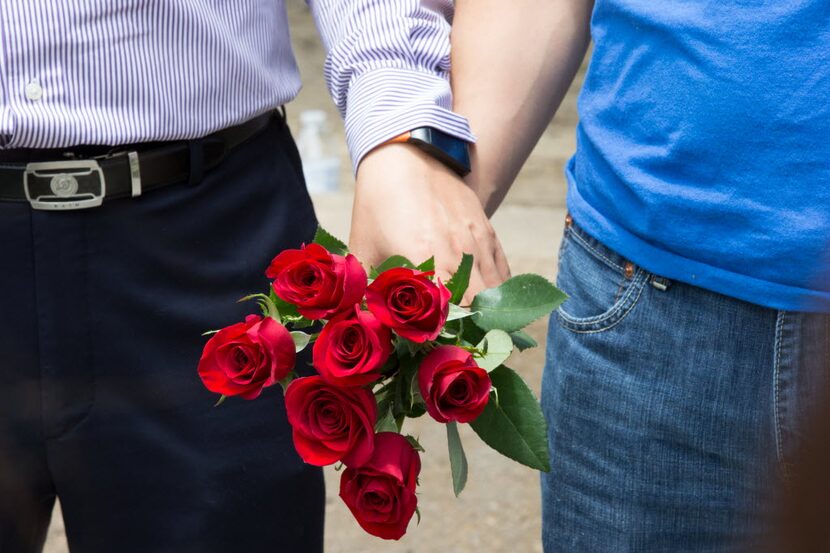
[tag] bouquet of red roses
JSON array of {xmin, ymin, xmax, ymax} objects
[{"xmin": 197, "ymin": 227, "xmax": 566, "ymax": 540}]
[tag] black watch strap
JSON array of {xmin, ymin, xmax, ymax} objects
[{"xmin": 388, "ymin": 127, "xmax": 471, "ymax": 176}]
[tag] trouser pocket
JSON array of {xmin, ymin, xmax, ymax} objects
[{"xmin": 555, "ymin": 222, "xmax": 649, "ymax": 333}]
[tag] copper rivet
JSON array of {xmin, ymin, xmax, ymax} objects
[
  {"xmin": 565, "ymin": 213, "xmax": 573, "ymax": 227},
  {"xmin": 624, "ymin": 262, "xmax": 634, "ymax": 279}
]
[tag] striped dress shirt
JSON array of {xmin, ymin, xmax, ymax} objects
[{"xmin": 0, "ymin": 0, "xmax": 473, "ymax": 168}]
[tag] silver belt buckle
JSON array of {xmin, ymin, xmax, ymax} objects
[{"xmin": 24, "ymin": 159, "xmax": 106, "ymax": 210}]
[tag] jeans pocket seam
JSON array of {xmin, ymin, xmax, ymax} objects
[
  {"xmin": 568, "ymin": 229, "xmax": 626, "ymax": 274},
  {"xmin": 557, "ymin": 268, "xmax": 648, "ymax": 333},
  {"xmin": 773, "ymin": 310, "xmax": 792, "ymax": 481}
]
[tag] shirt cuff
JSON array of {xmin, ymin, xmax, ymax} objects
[{"xmin": 344, "ymin": 67, "xmax": 476, "ymax": 174}]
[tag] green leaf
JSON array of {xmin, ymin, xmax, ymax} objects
[
  {"xmin": 238, "ymin": 293, "xmax": 269, "ymax": 304},
  {"xmin": 408, "ymin": 403, "xmax": 427, "ymax": 418},
  {"xmin": 312, "ymin": 226, "xmax": 349, "ymax": 256},
  {"xmin": 238, "ymin": 292, "xmax": 281, "ymax": 322},
  {"xmin": 261, "ymin": 300, "xmax": 278, "ymax": 321},
  {"xmin": 417, "ymin": 256, "xmax": 435, "ymax": 273},
  {"xmin": 375, "ymin": 406, "xmax": 398, "ymax": 433},
  {"xmin": 446, "ymin": 303, "xmax": 477, "ymax": 322},
  {"xmin": 278, "ymin": 373, "xmax": 295, "ymax": 394},
  {"xmin": 267, "ymin": 288, "xmax": 298, "ymax": 322},
  {"xmin": 378, "ymin": 355, "xmax": 401, "ymax": 378},
  {"xmin": 475, "ymin": 329, "xmax": 514, "ymax": 372},
  {"xmin": 374, "ymin": 386, "xmax": 397, "ymax": 429},
  {"xmin": 408, "ymin": 368, "xmax": 427, "ymax": 419},
  {"xmin": 266, "ymin": 289, "xmax": 315, "ymax": 329},
  {"xmin": 375, "ymin": 385, "xmax": 392, "ymax": 411},
  {"xmin": 370, "ymin": 255, "xmax": 415, "ymax": 278},
  {"xmin": 460, "ymin": 320, "xmax": 487, "ymax": 347},
  {"xmin": 202, "ymin": 329, "xmax": 220, "ymax": 336},
  {"xmin": 446, "ymin": 253, "xmax": 473, "ymax": 304},
  {"xmin": 290, "ymin": 331, "xmax": 311, "ymax": 352},
  {"xmin": 509, "ymin": 330, "xmax": 538, "ymax": 351},
  {"xmin": 392, "ymin": 354, "xmax": 425, "ymax": 419},
  {"xmin": 469, "ymin": 365, "xmax": 550, "ymax": 472},
  {"xmin": 290, "ymin": 317, "xmax": 314, "ymax": 330},
  {"xmin": 213, "ymin": 394, "xmax": 227, "ymax": 407},
  {"xmin": 446, "ymin": 421, "xmax": 469, "ymax": 497},
  {"xmin": 471, "ymin": 274, "xmax": 567, "ymax": 332},
  {"xmin": 438, "ymin": 323, "xmax": 461, "ymax": 341},
  {"xmin": 405, "ymin": 435, "xmax": 426, "ymax": 453}
]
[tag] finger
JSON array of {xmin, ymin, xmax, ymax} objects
[
  {"xmin": 494, "ymin": 239, "xmax": 512, "ymax": 281},
  {"xmin": 475, "ymin": 245, "xmax": 504, "ymax": 291},
  {"xmin": 433, "ymin": 244, "xmax": 462, "ymax": 285},
  {"xmin": 464, "ymin": 220, "xmax": 505, "ymax": 290},
  {"xmin": 462, "ymin": 266, "xmax": 485, "ymax": 301},
  {"xmin": 462, "ymin": 267, "xmax": 488, "ymax": 305},
  {"xmin": 434, "ymin": 267, "xmax": 453, "ymax": 284},
  {"xmin": 348, "ymin": 238, "xmax": 381, "ymax": 272}
]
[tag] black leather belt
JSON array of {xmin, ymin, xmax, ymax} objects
[{"xmin": 0, "ymin": 110, "xmax": 277, "ymax": 210}]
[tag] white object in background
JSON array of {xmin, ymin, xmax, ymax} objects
[{"xmin": 296, "ymin": 109, "xmax": 341, "ymax": 193}]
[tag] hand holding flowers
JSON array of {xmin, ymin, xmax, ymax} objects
[{"xmin": 197, "ymin": 227, "xmax": 566, "ymax": 539}]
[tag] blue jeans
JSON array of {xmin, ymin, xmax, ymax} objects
[{"xmin": 541, "ymin": 218, "xmax": 830, "ymax": 552}]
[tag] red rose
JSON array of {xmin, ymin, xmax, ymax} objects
[
  {"xmin": 266, "ymin": 243, "xmax": 367, "ymax": 320},
  {"xmin": 197, "ymin": 315, "xmax": 295, "ymax": 400},
  {"xmin": 284, "ymin": 376, "xmax": 377, "ymax": 467},
  {"xmin": 418, "ymin": 345, "xmax": 491, "ymax": 423},
  {"xmin": 339, "ymin": 432, "xmax": 421, "ymax": 540},
  {"xmin": 365, "ymin": 267, "xmax": 450, "ymax": 343},
  {"xmin": 313, "ymin": 305, "xmax": 393, "ymax": 387}
]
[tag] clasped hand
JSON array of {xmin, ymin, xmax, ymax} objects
[{"xmin": 349, "ymin": 143, "xmax": 510, "ymax": 304}]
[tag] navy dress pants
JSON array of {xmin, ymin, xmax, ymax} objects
[{"xmin": 0, "ymin": 114, "xmax": 325, "ymax": 553}]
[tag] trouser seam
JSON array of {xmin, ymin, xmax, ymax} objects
[
  {"xmin": 29, "ymin": 212, "xmax": 48, "ymax": 451},
  {"xmin": 29, "ymin": 208, "xmax": 58, "ymax": 516},
  {"xmin": 772, "ymin": 310, "xmax": 790, "ymax": 482}
]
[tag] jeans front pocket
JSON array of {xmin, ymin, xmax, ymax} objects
[{"xmin": 555, "ymin": 224, "xmax": 649, "ymax": 333}]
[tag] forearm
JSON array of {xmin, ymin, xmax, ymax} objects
[
  {"xmin": 451, "ymin": 0, "xmax": 593, "ymax": 215},
  {"xmin": 311, "ymin": 0, "xmax": 512, "ymax": 294},
  {"xmin": 307, "ymin": 0, "xmax": 474, "ymax": 171}
]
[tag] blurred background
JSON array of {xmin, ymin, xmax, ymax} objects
[{"xmin": 44, "ymin": 4, "xmax": 586, "ymax": 552}]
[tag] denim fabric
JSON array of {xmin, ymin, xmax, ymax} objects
[
  {"xmin": 541, "ymin": 219, "xmax": 830, "ymax": 552},
  {"xmin": 0, "ymin": 115, "xmax": 325, "ymax": 553}
]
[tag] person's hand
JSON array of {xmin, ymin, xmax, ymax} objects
[{"xmin": 349, "ymin": 143, "xmax": 510, "ymax": 303}]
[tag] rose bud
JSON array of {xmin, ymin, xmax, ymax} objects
[
  {"xmin": 418, "ymin": 345, "xmax": 491, "ymax": 424},
  {"xmin": 365, "ymin": 267, "xmax": 450, "ymax": 343},
  {"xmin": 197, "ymin": 314, "xmax": 295, "ymax": 400},
  {"xmin": 313, "ymin": 306, "xmax": 393, "ymax": 387},
  {"xmin": 266, "ymin": 243, "xmax": 367, "ymax": 320},
  {"xmin": 284, "ymin": 376, "xmax": 377, "ymax": 467},
  {"xmin": 339, "ymin": 432, "xmax": 421, "ymax": 540}
]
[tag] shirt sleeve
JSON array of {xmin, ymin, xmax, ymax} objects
[{"xmin": 307, "ymin": 0, "xmax": 476, "ymax": 172}]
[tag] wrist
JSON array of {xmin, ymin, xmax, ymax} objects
[{"xmin": 358, "ymin": 142, "xmax": 461, "ymax": 184}]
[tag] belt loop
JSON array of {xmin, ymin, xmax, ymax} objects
[
  {"xmin": 188, "ymin": 140, "xmax": 204, "ymax": 186},
  {"xmin": 127, "ymin": 151, "xmax": 142, "ymax": 197}
]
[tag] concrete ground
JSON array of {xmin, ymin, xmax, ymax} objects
[{"xmin": 44, "ymin": 4, "xmax": 584, "ymax": 552}]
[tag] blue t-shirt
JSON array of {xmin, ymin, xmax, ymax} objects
[{"xmin": 568, "ymin": 0, "xmax": 830, "ymax": 312}]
